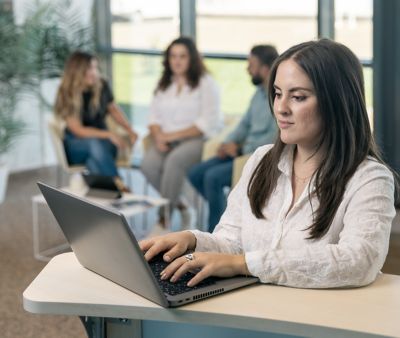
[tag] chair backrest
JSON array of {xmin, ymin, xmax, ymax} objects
[
  {"xmin": 201, "ymin": 115, "xmax": 240, "ymax": 161},
  {"xmin": 48, "ymin": 117, "xmax": 86, "ymax": 174},
  {"xmin": 105, "ymin": 116, "xmax": 133, "ymax": 168},
  {"xmin": 142, "ymin": 134, "xmax": 153, "ymax": 153},
  {"xmin": 48, "ymin": 117, "xmax": 70, "ymax": 170},
  {"xmin": 232, "ymin": 154, "xmax": 251, "ymax": 187}
]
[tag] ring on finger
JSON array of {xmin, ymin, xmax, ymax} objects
[{"xmin": 184, "ymin": 253, "xmax": 195, "ymax": 262}]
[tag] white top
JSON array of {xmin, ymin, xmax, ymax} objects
[
  {"xmin": 148, "ymin": 74, "xmax": 221, "ymax": 138},
  {"xmin": 23, "ymin": 253, "xmax": 400, "ymax": 338},
  {"xmin": 192, "ymin": 144, "xmax": 396, "ymax": 288}
]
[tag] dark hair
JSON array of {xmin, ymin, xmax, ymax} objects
[
  {"xmin": 156, "ymin": 37, "xmax": 206, "ymax": 91},
  {"xmin": 250, "ymin": 45, "xmax": 279, "ymax": 68},
  {"xmin": 247, "ymin": 39, "xmax": 399, "ymax": 239}
]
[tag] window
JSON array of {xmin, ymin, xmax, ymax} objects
[
  {"xmin": 197, "ymin": 0, "xmax": 318, "ymax": 54},
  {"xmin": 204, "ymin": 58, "xmax": 254, "ymax": 116},
  {"xmin": 109, "ymin": 0, "xmax": 373, "ymax": 131},
  {"xmin": 112, "ymin": 53, "xmax": 162, "ymax": 133},
  {"xmin": 111, "ymin": 0, "xmax": 180, "ymax": 50},
  {"xmin": 363, "ymin": 67, "xmax": 373, "ymax": 124},
  {"xmin": 335, "ymin": 0, "xmax": 373, "ymax": 60},
  {"xmin": 333, "ymin": 0, "xmax": 373, "ymax": 125}
]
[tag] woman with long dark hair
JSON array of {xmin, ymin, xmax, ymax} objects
[
  {"xmin": 55, "ymin": 51, "xmax": 137, "ymax": 187},
  {"xmin": 139, "ymin": 39, "xmax": 398, "ymax": 289},
  {"xmin": 141, "ymin": 37, "xmax": 221, "ymax": 229}
]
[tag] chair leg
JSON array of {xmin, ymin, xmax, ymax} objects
[
  {"xmin": 56, "ymin": 166, "xmax": 62, "ymax": 187},
  {"xmin": 143, "ymin": 176, "xmax": 149, "ymax": 230},
  {"xmin": 196, "ymin": 194, "xmax": 204, "ymax": 230},
  {"xmin": 127, "ymin": 168, "xmax": 132, "ymax": 190}
]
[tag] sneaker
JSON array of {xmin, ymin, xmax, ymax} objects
[{"xmin": 114, "ymin": 177, "xmax": 131, "ymax": 193}]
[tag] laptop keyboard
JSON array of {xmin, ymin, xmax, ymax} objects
[{"xmin": 149, "ymin": 254, "xmax": 219, "ymax": 296}]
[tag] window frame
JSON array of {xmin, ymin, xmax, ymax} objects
[{"xmin": 96, "ymin": 0, "xmax": 373, "ymax": 115}]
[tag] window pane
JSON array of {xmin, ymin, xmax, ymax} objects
[
  {"xmin": 335, "ymin": 0, "xmax": 372, "ymax": 60},
  {"xmin": 204, "ymin": 58, "xmax": 254, "ymax": 116},
  {"xmin": 111, "ymin": 0, "xmax": 179, "ymax": 49},
  {"xmin": 197, "ymin": 0, "xmax": 318, "ymax": 54},
  {"xmin": 112, "ymin": 53, "xmax": 161, "ymax": 132},
  {"xmin": 364, "ymin": 67, "xmax": 373, "ymax": 128},
  {"xmin": 112, "ymin": 54, "xmax": 258, "ymax": 133}
]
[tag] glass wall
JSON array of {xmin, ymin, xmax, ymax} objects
[
  {"xmin": 204, "ymin": 58, "xmax": 253, "ymax": 116},
  {"xmin": 335, "ymin": 0, "xmax": 373, "ymax": 60},
  {"xmin": 334, "ymin": 0, "xmax": 373, "ymax": 121},
  {"xmin": 112, "ymin": 53, "xmax": 162, "ymax": 133},
  {"xmin": 111, "ymin": 0, "xmax": 179, "ymax": 50},
  {"xmin": 109, "ymin": 0, "xmax": 374, "ymax": 131},
  {"xmin": 197, "ymin": 0, "xmax": 318, "ymax": 54}
]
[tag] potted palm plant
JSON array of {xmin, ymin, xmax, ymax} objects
[
  {"xmin": 0, "ymin": 1, "xmax": 94, "ymax": 203},
  {"xmin": 0, "ymin": 10, "xmax": 25, "ymax": 204},
  {"xmin": 0, "ymin": 108, "xmax": 25, "ymax": 204},
  {"xmin": 19, "ymin": 1, "xmax": 95, "ymax": 163}
]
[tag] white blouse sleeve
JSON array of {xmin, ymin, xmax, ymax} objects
[
  {"xmin": 245, "ymin": 162, "xmax": 395, "ymax": 288},
  {"xmin": 193, "ymin": 75, "xmax": 222, "ymax": 138},
  {"xmin": 191, "ymin": 145, "xmax": 273, "ymax": 254},
  {"xmin": 148, "ymin": 91, "xmax": 162, "ymax": 127}
]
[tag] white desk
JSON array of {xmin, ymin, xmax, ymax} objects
[
  {"xmin": 23, "ymin": 253, "xmax": 400, "ymax": 338},
  {"xmin": 32, "ymin": 188, "xmax": 169, "ymax": 261}
]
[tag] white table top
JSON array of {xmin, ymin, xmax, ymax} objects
[
  {"xmin": 32, "ymin": 187, "xmax": 168, "ymax": 218},
  {"xmin": 23, "ymin": 253, "xmax": 400, "ymax": 338}
]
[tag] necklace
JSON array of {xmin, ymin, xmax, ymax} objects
[{"xmin": 293, "ymin": 172, "xmax": 313, "ymax": 184}]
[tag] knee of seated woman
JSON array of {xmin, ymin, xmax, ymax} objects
[{"xmin": 88, "ymin": 138, "xmax": 116, "ymax": 157}]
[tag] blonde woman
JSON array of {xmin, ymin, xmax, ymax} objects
[{"xmin": 55, "ymin": 51, "xmax": 137, "ymax": 184}]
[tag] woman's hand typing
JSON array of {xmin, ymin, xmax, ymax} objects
[
  {"xmin": 139, "ymin": 231, "xmax": 196, "ymax": 263},
  {"xmin": 160, "ymin": 252, "xmax": 250, "ymax": 287}
]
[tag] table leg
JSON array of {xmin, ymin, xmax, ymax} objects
[
  {"xmin": 164, "ymin": 203, "xmax": 171, "ymax": 229},
  {"xmin": 80, "ymin": 317, "xmax": 142, "ymax": 338},
  {"xmin": 80, "ymin": 316, "xmax": 105, "ymax": 338},
  {"xmin": 32, "ymin": 199, "xmax": 39, "ymax": 259}
]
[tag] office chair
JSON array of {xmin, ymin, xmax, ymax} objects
[{"xmin": 48, "ymin": 116, "xmax": 134, "ymax": 187}]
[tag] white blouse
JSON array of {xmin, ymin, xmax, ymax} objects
[
  {"xmin": 191, "ymin": 144, "xmax": 396, "ymax": 288},
  {"xmin": 148, "ymin": 74, "xmax": 221, "ymax": 138}
]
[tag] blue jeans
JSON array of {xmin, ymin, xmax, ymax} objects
[
  {"xmin": 64, "ymin": 131, "xmax": 118, "ymax": 177},
  {"xmin": 188, "ymin": 157, "xmax": 233, "ymax": 232}
]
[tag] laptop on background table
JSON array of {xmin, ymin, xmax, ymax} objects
[
  {"xmin": 81, "ymin": 171, "xmax": 122, "ymax": 199},
  {"xmin": 37, "ymin": 182, "xmax": 258, "ymax": 307}
]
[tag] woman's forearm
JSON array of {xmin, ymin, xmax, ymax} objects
[
  {"xmin": 66, "ymin": 117, "xmax": 111, "ymax": 139},
  {"xmin": 108, "ymin": 102, "xmax": 135, "ymax": 134},
  {"xmin": 166, "ymin": 126, "xmax": 203, "ymax": 142}
]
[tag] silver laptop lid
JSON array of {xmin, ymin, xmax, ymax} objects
[{"xmin": 37, "ymin": 182, "xmax": 169, "ymax": 307}]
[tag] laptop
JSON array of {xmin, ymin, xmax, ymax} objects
[
  {"xmin": 37, "ymin": 182, "xmax": 258, "ymax": 307},
  {"xmin": 81, "ymin": 171, "xmax": 122, "ymax": 199}
]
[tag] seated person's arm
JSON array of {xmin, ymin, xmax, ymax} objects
[
  {"xmin": 224, "ymin": 106, "xmax": 252, "ymax": 148},
  {"xmin": 108, "ymin": 102, "xmax": 138, "ymax": 145},
  {"xmin": 217, "ymin": 106, "xmax": 252, "ymax": 158},
  {"xmin": 218, "ymin": 142, "xmax": 240, "ymax": 158},
  {"xmin": 150, "ymin": 124, "xmax": 202, "ymax": 147},
  {"xmin": 149, "ymin": 124, "xmax": 170, "ymax": 152},
  {"xmin": 162, "ymin": 125, "xmax": 203, "ymax": 143},
  {"xmin": 66, "ymin": 116, "xmax": 125, "ymax": 148}
]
